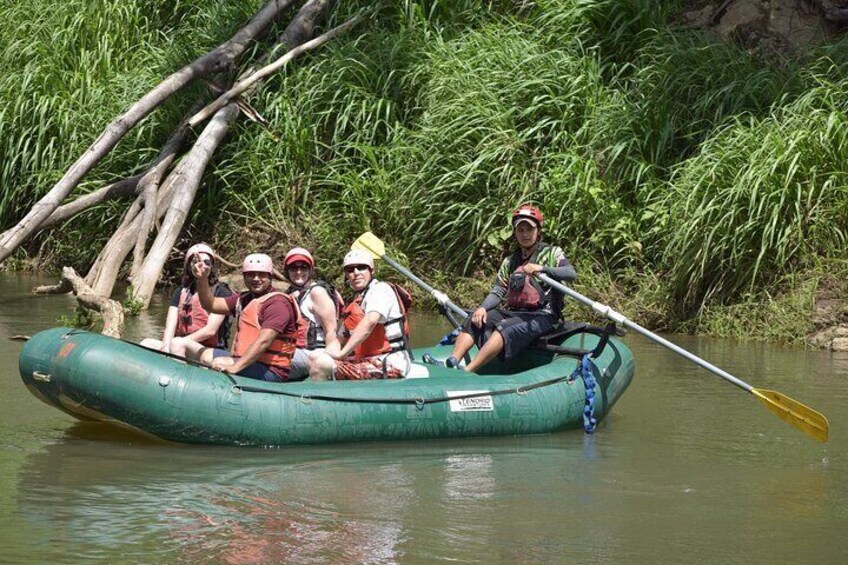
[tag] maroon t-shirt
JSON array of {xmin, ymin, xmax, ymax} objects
[{"xmin": 225, "ymin": 290, "xmax": 296, "ymax": 379}]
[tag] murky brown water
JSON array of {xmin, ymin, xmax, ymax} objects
[{"xmin": 1, "ymin": 272, "xmax": 846, "ymax": 563}]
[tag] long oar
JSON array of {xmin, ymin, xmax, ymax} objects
[
  {"xmin": 351, "ymin": 232, "xmax": 467, "ymax": 321},
  {"xmin": 536, "ymin": 273, "xmax": 829, "ymax": 443}
]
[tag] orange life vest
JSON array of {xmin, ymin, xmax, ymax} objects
[
  {"xmin": 175, "ymin": 287, "xmax": 220, "ymax": 347},
  {"xmin": 231, "ymin": 292, "xmax": 301, "ymax": 369},
  {"xmin": 342, "ymin": 281, "xmax": 411, "ymax": 359}
]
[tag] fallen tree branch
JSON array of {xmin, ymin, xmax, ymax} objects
[
  {"xmin": 88, "ymin": 155, "xmax": 183, "ymax": 297},
  {"xmin": 33, "ymin": 278, "xmax": 73, "ymax": 295},
  {"xmin": 40, "ymin": 176, "xmax": 142, "ymax": 230},
  {"xmin": 128, "ymin": 0, "xmax": 336, "ymax": 308},
  {"xmin": 189, "ymin": 11, "xmax": 368, "ymax": 127},
  {"xmin": 0, "ymin": 0, "xmax": 297, "ymax": 265},
  {"xmin": 40, "ymin": 267, "xmax": 125, "ymax": 338},
  {"xmin": 130, "ymin": 104, "xmax": 240, "ymax": 305},
  {"xmin": 40, "ymin": 114, "xmax": 193, "ymax": 231}
]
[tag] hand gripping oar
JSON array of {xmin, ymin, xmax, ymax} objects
[
  {"xmin": 351, "ymin": 232, "xmax": 468, "ymax": 321},
  {"xmin": 536, "ymin": 273, "xmax": 829, "ymax": 443}
]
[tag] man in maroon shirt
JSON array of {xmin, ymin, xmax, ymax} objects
[{"xmin": 188, "ymin": 253, "xmax": 300, "ymax": 382}]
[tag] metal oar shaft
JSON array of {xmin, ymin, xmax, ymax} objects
[
  {"xmin": 537, "ymin": 274, "xmax": 753, "ymax": 393},
  {"xmin": 381, "ymin": 255, "xmax": 468, "ymax": 319}
]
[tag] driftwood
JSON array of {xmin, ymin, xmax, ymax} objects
[{"xmin": 34, "ymin": 267, "xmax": 124, "ymax": 338}]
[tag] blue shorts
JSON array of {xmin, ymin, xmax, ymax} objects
[
  {"xmin": 463, "ymin": 309, "xmax": 557, "ymax": 360},
  {"xmin": 211, "ymin": 348, "xmax": 283, "ymax": 382}
]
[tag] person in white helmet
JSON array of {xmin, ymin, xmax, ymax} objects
[
  {"xmin": 141, "ymin": 243, "xmax": 232, "ymax": 355},
  {"xmin": 308, "ymin": 249, "xmax": 412, "ymax": 381},
  {"xmin": 282, "ymin": 247, "xmax": 343, "ymax": 381},
  {"xmin": 188, "ymin": 253, "xmax": 302, "ymax": 382}
]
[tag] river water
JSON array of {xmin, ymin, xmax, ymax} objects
[{"xmin": 1, "ymin": 271, "xmax": 846, "ymax": 563}]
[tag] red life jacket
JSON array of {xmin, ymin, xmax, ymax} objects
[
  {"xmin": 286, "ymin": 280, "xmax": 345, "ymax": 350},
  {"xmin": 176, "ymin": 287, "xmax": 221, "ymax": 347},
  {"xmin": 341, "ymin": 281, "xmax": 411, "ymax": 359},
  {"xmin": 231, "ymin": 292, "xmax": 301, "ymax": 370},
  {"xmin": 505, "ymin": 244, "xmax": 549, "ymax": 310}
]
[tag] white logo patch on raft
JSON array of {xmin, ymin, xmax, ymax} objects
[{"xmin": 448, "ymin": 391, "xmax": 494, "ymax": 412}]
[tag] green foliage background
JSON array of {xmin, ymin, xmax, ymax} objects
[{"xmin": 2, "ymin": 0, "xmax": 847, "ymax": 342}]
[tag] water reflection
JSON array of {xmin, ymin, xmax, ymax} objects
[{"xmin": 17, "ymin": 431, "xmax": 593, "ymax": 564}]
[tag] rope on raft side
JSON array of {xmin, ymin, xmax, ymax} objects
[{"xmin": 234, "ymin": 355, "xmax": 601, "ymax": 435}]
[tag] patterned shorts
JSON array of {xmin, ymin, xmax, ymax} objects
[{"xmin": 334, "ymin": 356, "xmax": 404, "ymax": 381}]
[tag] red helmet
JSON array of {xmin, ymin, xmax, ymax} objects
[
  {"xmin": 284, "ymin": 247, "xmax": 315, "ymax": 269},
  {"xmin": 512, "ymin": 204, "xmax": 543, "ymax": 228}
]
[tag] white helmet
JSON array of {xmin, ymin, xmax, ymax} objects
[
  {"xmin": 185, "ymin": 243, "xmax": 215, "ymax": 265},
  {"xmin": 343, "ymin": 249, "xmax": 374, "ymax": 270}
]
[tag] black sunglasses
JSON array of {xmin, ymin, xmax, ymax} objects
[{"xmin": 344, "ymin": 265, "xmax": 369, "ymax": 274}]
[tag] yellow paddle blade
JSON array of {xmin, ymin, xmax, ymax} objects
[
  {"xmin": 351, "ymin": 231, "xmax": 385, "ymax": 259},
  {"xmin": 751, "ymin": 388, "xmax": 829, "ymax": 443}
]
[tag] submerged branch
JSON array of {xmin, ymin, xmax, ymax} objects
[{"xmin": 39, "ymin": 267, "xmax": 125, "ymax": 338}]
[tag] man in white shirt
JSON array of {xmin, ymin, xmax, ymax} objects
[{"xmin": 308, "ymin": 250, "xmax": 411, "ymax": 380}]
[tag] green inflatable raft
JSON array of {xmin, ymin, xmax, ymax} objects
[{"xmin": 18, "ymin": 326, "xmax": 635, "ymax": 446}]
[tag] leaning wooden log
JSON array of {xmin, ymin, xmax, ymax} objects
[
  {"xmin": 0, "ymin": 0, "xmax": 297, "ymax": 265},
  {"xmin": 189, "ymin": 11, "xmax": 368, "ymax": 128},
  {"xmin": 88, "ymin": 157, "xmax": 182, "ymax": 297},
  {"xmin": 130, "ymin": 105, "xmax": 240, "ymax": 306},
  {"xmin": 34, "ymin": 267, "xmax": 124, "ymax": 338},
  {"xmin": 39, "ymin": 176, "xmax": 142, "ymax": 231},
  {"xmin": 42, "ymin": 112, "xmax": 195, "ymax": 232},
  {"xmin": 128, "ymin": 0, "xmax": 337, "ymax": 308}
]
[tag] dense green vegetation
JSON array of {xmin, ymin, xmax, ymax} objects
[{"xmin": 2, "ymin": 0, "xmax": 847, "ymax": 342}]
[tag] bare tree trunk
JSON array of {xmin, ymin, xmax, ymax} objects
[
  {"xmin": 89, "ymin": 162, "xmax": 182, "ymax": 297},
  {"xmin": 40, "ymin": 176, "xmax": 142, "ymax": 230},
  {"xmin": 0, "ymin": 0, "xmax": 297, "ymax": 265},
  {"xmin": 128, "ymin": 0, "xmax": 337, "ymax": 308},
  {"xmin": 130, "ymin": 105, "xmax": 240, "ymax": 305},
  {"xmin": 42, "ymin": 114, "xmax": 194, "ymax": 231},
  {"xmin": 189, "ymin": 12, "xmax": 366, "ymax": 127}
]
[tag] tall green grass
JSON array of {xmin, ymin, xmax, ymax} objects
[{"xmin": 661, "ymin": 65, "xmax": 848, "ymax": 309}]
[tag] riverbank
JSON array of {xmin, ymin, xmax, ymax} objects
[{"xmin": 9, "ymin": 249, "xmax": 848, "ymax": 349}]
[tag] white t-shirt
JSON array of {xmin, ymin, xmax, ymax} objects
[
  {"xmin": 298, "ymin": 284, "xmax": 329, "ymax": 347},
  {"xmin": 361, "ymin": 279, "xmax": 409, "ymax": 373}
]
